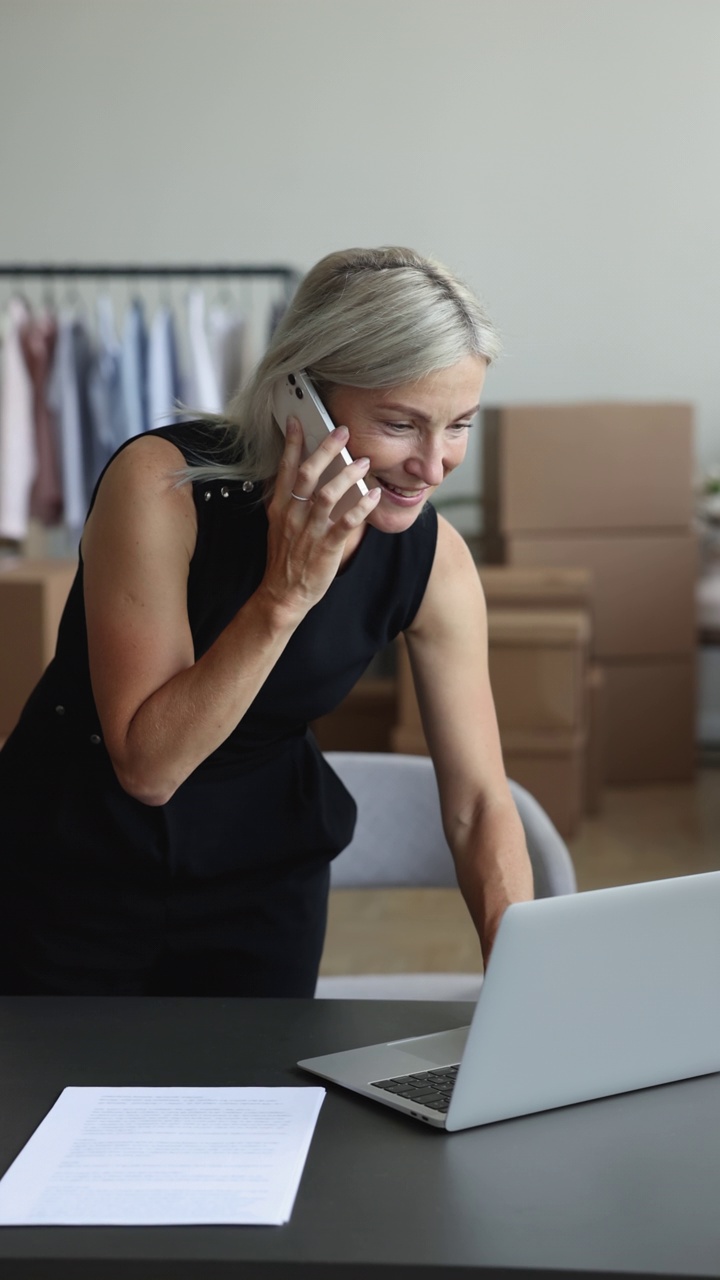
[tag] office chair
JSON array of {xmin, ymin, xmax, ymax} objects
[{"xmin": 315, "ymin": 751, "xmax": 577, "ymax": 1000}]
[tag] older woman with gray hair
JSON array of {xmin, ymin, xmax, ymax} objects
[{"xmin": 0, "ymin": 246, "xmax": 532, "ymax": 996}]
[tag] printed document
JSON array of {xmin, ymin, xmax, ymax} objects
[{"xmin": 0, "ymin": 1086, "xmax": 325, "ymax": 1225}]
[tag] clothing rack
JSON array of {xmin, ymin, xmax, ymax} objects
[
  {"xmin": 0, "ymin": 263, "xmax": 302, "ymax": 553},
  {"xmin": 0, "ymin": 263, "xmax": 302, "ymax": 303}
]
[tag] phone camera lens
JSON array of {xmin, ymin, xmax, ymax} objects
[
  {"xmin": 288, "ymin": 374, "xmax": 296, "ymax": 386},
  {"xmin": 295, "ymin": 387, "xmax": 303, "ymax": 399}
]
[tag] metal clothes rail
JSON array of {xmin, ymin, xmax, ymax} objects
[{"xmin": 0, "ymin": 263, "xmax": 302, "ymax": 302}]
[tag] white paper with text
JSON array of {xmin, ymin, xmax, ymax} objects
[{"xmin": 0, "ymin": 1086, "xmax": 325, "ymax": 1225}]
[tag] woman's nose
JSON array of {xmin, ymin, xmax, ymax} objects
[{"xmin": 405, "ymin": 440, "xmax": 447, "ymax": 486}]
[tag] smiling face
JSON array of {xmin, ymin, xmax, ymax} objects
[{"xmin": 324, "ymin": 355, "xmax": 487, "ymax": 534}]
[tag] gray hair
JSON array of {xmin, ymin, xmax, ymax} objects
[{"xmin": 186, "ymin": 245, "xmax": 500, "ymax": 487}]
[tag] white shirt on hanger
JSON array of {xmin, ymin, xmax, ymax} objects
[
  {"xmin": 208, "ymin": 301, "xmax": 252, "ymax": 406},
  {"xmin": 186, "ymin": 288, "xmax": 222, "ymax": 414},
  {"xmin": 0, "ymin": 296, "xmax": 35, "ymax": 541},
  {"xmin": 148, "ymin": 305, "xmax": 182, "ymax": 429}
]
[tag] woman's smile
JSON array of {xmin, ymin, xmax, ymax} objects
[{"xmin": 374, "ymin": 477, "xmax": 429, "ymax": 505}]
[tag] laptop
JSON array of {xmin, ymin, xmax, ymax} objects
[{"xmin": 299, "ymin": 871, "xmax": 720, "ymax": 1131}]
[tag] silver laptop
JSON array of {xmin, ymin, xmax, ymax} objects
[{"xmin": 299, "ymin": 872, "xmax": 720, "ymax": 1131}]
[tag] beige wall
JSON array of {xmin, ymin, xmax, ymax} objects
[{"xmin": 1, "ymin": 0, "xmax": 719, "ymax": 511}]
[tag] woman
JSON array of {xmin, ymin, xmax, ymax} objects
[{"xmin": 0, "ymin": 245, "xmax": 533, "ymax": 996}]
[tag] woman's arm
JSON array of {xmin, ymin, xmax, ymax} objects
[
  {"xmin": 82, "ymin": 422, "xmax": 379, "ymax": 806},
  {"xmin": 404, "ymin": 515, "xmax": 534, "ymax": 961}
]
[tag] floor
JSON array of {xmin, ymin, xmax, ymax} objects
[{"xmin": 319, "ymin": 762, "xmax": 720, "ymax": 977}]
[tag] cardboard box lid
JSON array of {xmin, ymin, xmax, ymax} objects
[
  {"xmin": 488, "ymin": 609, "xmax": 591, "ymax": 647},
  {"xmin": 479, "ymin": 565, "xmax": 592, "ymax": 608},
  {"xmin": 0, "ymin": 557, "xmax": 77, "ymax": 583},
  {"xmin": 483, "ymin": 402, "xmax": 694, "ymax": 534}
]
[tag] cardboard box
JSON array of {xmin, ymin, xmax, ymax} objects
[
  {"xmin": 394, "ymin": 661, "xmax": 608, "ymax": 818},
  {"xmin": 601, "ymin": 659, "xmax": 696, "ymax": 783},
  {"xmin": 479, "ymin": 565, "xmax": 592, "ymax": 611},
  {"xmin": 483, "ymin": 402, "xmax": 694, "ymax": 534},
  {"xmin": 585, "ymin": 664, "xmax": 606, "ymax": 815},
  {"xmin": 390, "ymin": 724, "xmax": 428, "ymax": 756},
  {"xmin": 499, "ymin": 729, "xmax": 586, "ymax": 839},
  {"xmin": 0, "ymin": 558, "xmax": 76, "ymax": 737},
  {"xmin": 396, "ymin": 609, "xmax": 592, "ymax": 737},
  {"xmin": 498, "ymin": 533, "xmax": 697, "ymax": 659},
  {"xmin": 487, "ymin": 610, "xmax": 590, "ymax": 733},
  {"xmin": 391, "ymin": 714, "xmax": 586, "ymax": 838},
  {"xmin": 391, "ymin": 719, "xmax": 585, "ymax": 839},
  {"xmin": 312, "ymin": 678, "xmax": 397, "ymax": 753}
]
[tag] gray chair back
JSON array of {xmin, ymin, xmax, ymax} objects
[{"xmin": 325, "ymin": 752, "xmax": 576, "ymax": 898}]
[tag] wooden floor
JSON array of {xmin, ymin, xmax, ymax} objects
[{"xmin": 319, "ymin": 763, "xmax": 720, "ymax": 977}]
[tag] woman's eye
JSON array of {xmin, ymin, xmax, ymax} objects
[
  {"xmin": 384, "ymin": 421, "xmax": 413, "ymax": 432},
  {"xmin": 449, "ymin": 422, "xmax": 472, "ymax": 433}
]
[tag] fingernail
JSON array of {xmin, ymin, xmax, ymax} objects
[
  {"xmin": 333, "ymin": 425, "xmax": 349, "ymax": 440},
  {"xmin": 286, "ymin": 417, "xmax": 299, "ymax": 436},
  {"xmin": 357, "ymin": 456, "xmax": 370, "ymax": 469}
]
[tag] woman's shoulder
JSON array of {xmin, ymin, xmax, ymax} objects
[
  {"xmin": 406, "ymin": 514, "xmax": 484, "ymax": 639},
  {"xmin": 83, "ymin": 431, "xmax": 197, "ymax": 556},
  {"xmin": 91, "ymin": 431, "xmax": 190, "ymax": 505},
  {"xmin": 434, "ymin": 511, "xmax": 474, "ymax": 565},
  {"xmin": 86, "ymin": 420, "xmax": 232, "ymax": 514},
  {"xmin": 428, "ymin": 514, "xmax": 484, "ymax": 596}
]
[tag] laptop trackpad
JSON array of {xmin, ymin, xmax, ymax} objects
[{"xmin": 388, "ymin": 1026, "xmax": 470, "ymax": 1066}]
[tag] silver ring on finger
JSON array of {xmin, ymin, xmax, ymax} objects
[{"xmin": 290, "ymin": 491, "xmax": 312, "ymax": 502}]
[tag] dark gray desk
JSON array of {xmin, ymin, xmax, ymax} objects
[{"xmin": 0, "ymin": 997, "xmax": 718, "ymax": 1280}]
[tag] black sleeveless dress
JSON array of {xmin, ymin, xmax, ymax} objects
[{"xmin": 0, "ymin": 423, "xmax": 438, "ymax": 996}]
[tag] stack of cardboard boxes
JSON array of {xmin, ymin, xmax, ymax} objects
[
  {"xmin": 391, "ymin": 566, "xmax": 597, "ymax": 838},
  {"xmin": 477, "ymin": 567, "xmax": 606, "ymax": 822},
  {"xmin": 482, "ymin": 403, "xmax": 697, "ymax": 784}
]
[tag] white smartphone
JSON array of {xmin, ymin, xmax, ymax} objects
[{"xmin": 272, "ymin": 371, "xmax": 369, "ymax": 518}]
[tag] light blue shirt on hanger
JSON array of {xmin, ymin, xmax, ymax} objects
[{"xmin": 121, "ymin": 298, "xmax": 149, "ymax": 439}]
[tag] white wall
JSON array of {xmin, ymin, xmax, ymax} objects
[{"xmin": 1, "ymin": 0, "xmax": 719, "ymax": 513}]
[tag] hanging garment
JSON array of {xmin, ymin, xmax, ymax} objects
[
  {"xmin": 208, "ymin": 302, "xmax": 251, "ymax": 404},
  {"xmin": 46, "ymin": 312, "xmax": 96, "ymax": 536},
  {"xmin": 0, "ymin": 296, "xmax": 35, "ymax": 541},
  {"xmin": 19, "ymin": 310, "xmax": 63, "ymax": 527},
  {"xmin": 148, "ymin": 305, "xmax": 182, "ymax": 428},
  {"xmin": 267, "ymin": 296, "xmax": 289, "ymax": 342},
  {"xmin": 186, "ymin": 289, "xmax": 222, "ymax": 413},
  {"xmin": 121, "ymin": 299, "xmax": 149, "ymax": 439},
  {"xmin": 87, "ymin": 295, "xmax": 129, "ymax": 466}
]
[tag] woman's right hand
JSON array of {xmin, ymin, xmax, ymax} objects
[{"xmin": 260, "ymin": 417, "xmax": 381, "ymax": 621}]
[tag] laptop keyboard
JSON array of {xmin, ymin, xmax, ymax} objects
[{"xmin": 370, "ymin": 1064, "xmax": 459, "ymax": 1114}]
